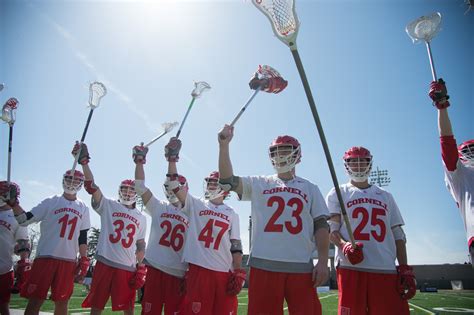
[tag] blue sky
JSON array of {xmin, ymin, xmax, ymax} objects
[{"xmin": 1, "ymin": 0, "xmax": 472, "ymax": 265}]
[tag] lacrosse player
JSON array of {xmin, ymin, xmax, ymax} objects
[
  {"xmin": 5, "ymin": 171, "xmax": 90, "ymax": 315},
  {"xmin": 73, "ymin": 143, "xmax": 147, "ymax": 315},
  {"xmin": 132, "ymin": 143, "xmax": 189, "ymax": 315},
  {"xmin": 430, "ymin": 79, "xmax": 474, "ymax": 264},
  {"xmin": 327, "ymin": 146, "xmax": 415, "ymax": 315},
  {"xmin": 218, "ymin": 125, "xmax": 330, "ymax": 315},
  {"xmin": 164, "ymin": 137, "xmax": 244, "ymax": 315},
  {"xmin": 0, "ymin": 181, "xmax": 29, "ymax": 315}
]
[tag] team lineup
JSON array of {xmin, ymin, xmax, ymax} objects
[{"xmin": 1, "ymin": 0, "xmax": 473, "ymax": 315}]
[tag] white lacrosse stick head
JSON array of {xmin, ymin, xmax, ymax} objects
[
  {"xmin": 406, "ymin": 12, "xmax": 442, "ymax": 44},
  {"xmin": 1, "ymin": 98, "xmax": 19, "ymax": 125},
  {"xmin": 252, "ymin": 0, "xmax": 299, "ymax": 50},
  {"xmin": 162, "ymin": 121, "xmax": 179, "ymax": 133},
  {"xmin": 88, "ymin": 81, "xmax": 107, "ymax": 109},
  {"xmin": 191, "ymin": 81, "xmax": 211, "ymax": 98}
]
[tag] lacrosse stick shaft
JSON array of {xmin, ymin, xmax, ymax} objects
[
  {"xmin": 291, "ymin": 49, "xmax": 356, "ymax": 246},
  {"xmin": 176, "ymin": 98, "xmax": 196, "ymax": 138},
  {"xmin": 145, "ymin": 131, "xmax": 167, "ymax": 147},
  {"xmin": 425, "ymin": 42, "xmax": 438, "ymax": 81},
  {"xmin": 230, "ymin": 89, "xmax": 260, "ymax": 127},
  {"xmin": 71, "ymin": 109, "xmax": 95, "ymax": 173},
  {"xmin": 7, "ymin": 125, "xmax": 13, "ymax": 182}
]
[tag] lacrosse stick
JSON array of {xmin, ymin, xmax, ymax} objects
[
  {"xmin": 406, "ymin": 12, "xmax": 442, "ymax": 81},
  {"xmin": 71, "ymin": 82, "xmax": 107, "ymax": 173},
  {"xmin": 229, "ymin": 65, "xmax": 286, "ymax": 127},
  {"xmin": 144, "ymin": 122, "xmax": 178, "ymax": 147},
  {"xmin": 175, "ymin": 81, "xmax": 211, "ymax": 138},
  {"xmin": 1, "ymin": 98, "xmax": 19, "ymax": 182},
  {"xmin": 253, "ymin": 0, "xmax": 356, "ymax": 245}
]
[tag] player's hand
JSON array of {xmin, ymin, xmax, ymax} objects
[
  {"xmin": 165, "ymin": 137, "xmax": 182, "ymax": 162},
  {"xmin": 133, "ymin": 144, "xmax": 148, "ymax": 164},
  {"xmin": 11, "ymin": 258, "xmax": 31, "ymax": 294},
  {"xmin": 312, "ymin": 259, "xmax": 329, "ymax": 287},
  {"xmin": 249, "ymin": 73, "xmax": 268, "ymax": 90},
  {"xmin": 397, "ymin": 264, "xmax": 417, "ymax": 300},
  {"xmin": 129, "ymin": 264, "xmax": 147, "ymax": 289},
  {"xmin": 429, "ymin": 78, "xmax": 450, "ymax": 110},
  {"xmin": 72, "ymin": 141, "xmax": 90, "ymax": 165},
  {"xmin": 342, "ymin": 242, "xmax": 364, "ymax": 265},
  {"xmin": 218, "ymin": 124, "xmax": 234, "ymax": 144},
  {"xmin": 226, "ymin": 268, "xmax": 246, "ymax": 296},
  {"xmin": 74, "ymin": 256, "xmax": 90, "ymax": 283},
  {"xmin": 0, "ymin": 181, "xmax": 20, "ymax": 207}
]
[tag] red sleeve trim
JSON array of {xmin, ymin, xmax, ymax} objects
[{"xmin": 440, "ymin": 135, "xmax": 458, "ymax": 172}]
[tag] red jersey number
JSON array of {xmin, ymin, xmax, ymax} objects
[
  {"xmin": 109, "ymin": 219, "xmax": 136, "ymax": 248},
  {"xmin": 159, "ymin": 220, "xmax": 186, "ymax": 251},
  {"xmin": 58, "ymin": 214, "xmax": 78, "ymax": 240},
  {"xmin": 352, "ymin": 207, "xmax": 386, "ymax": 242},
  {"xmin": 264, "ymin": 196, "xmax": 303, "ymax": 234},
  {"xmin": 198, "ymin": 219, "xmax": 229, "ymax": 250}
]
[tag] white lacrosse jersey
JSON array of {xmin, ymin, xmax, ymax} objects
[
  {"xmin": 94, "ymin": 197, "xmax": 147, "ymax": 270},
  {"xmin": 0, "ymin": 210, "xmax": 28, "ymax": 274},
  {"xmin": 240, "ymin": 175, "xmax": 329, "ymax": 263},
  {"xmin": 143, "ymin": 196, "xmax": 189, "ymax": 277},
  {"xmin": 326, "ymin": 183, "xmax": 404, "ymax": 272},
  {"xmin": 444, "ymin": 160, "xmax": 474, "ymax": 247},
  {"xmin": 29, "ymin": 195, "xmax": 90, "ymax": 261},
  {"xmin": 182, "ymin": 194, "xmax": 240, "ymax": 273}
]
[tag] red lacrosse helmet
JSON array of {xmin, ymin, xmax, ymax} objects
[
  {"xmin": 163, "ymin": 175, "xmax": 188, "ymax": 205},
  {"xmin": 343, "ymin": 147, "xmax": 373, "ymax": 182},
  {"xmin": 268, "ymin": 135, "xmax": 301, "ymax": 173},
  {"xmin": 62, "ymin": 170, "xmax": 84, "ymax": 194},
  {"xmin": 118, "ymin": 179, "xmax": 137, "ymax": 206},
  {"xmin": 458, "ymin": 140, "xmax": 474, "ymax": 167},
  {"xmin": 204, "ymin": 171, "xmax": 229, "ymax": 200}
]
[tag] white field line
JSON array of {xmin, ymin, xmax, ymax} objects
[{"xmin": 408, "ymin": 302, "xmax": 436, "ymax": 314}]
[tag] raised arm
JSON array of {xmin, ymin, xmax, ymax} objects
[
  {"xmin": 218, "ymin": 125, "xmax": 243, "ymax": 196},
  {"xmin": 165, "ymin": 137, "xmax": 187, "ymax": 205},
  {"xmin": 72, "ymin": 142, "xmax": 103, "ymax": 205},
  {"xmin": 133, "ymin": 144, "xmax": 152, "ymax": 205}
]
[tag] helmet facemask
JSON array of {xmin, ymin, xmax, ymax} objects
[
  {"xmin": 269, "ymin": 145, "xmax": 301, "ymax": 174},
  {"xmin": 344, "ymin": 157, "xmax": 373, "ymax": 182},
  {"xmin": 62, "ymin": 170, "xmax": 84, "ymax": 194},
  {"xmin": 118, "ymin": 180, "xmax": 137, "ymax": 206},
  {"xmin": 458, "ymin": 140, "xmax": 474, "ymax": 167}
]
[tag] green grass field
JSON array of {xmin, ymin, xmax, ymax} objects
[{"xmin": 9, "ymin": 285, "xmax": 474, "ymax": 314}]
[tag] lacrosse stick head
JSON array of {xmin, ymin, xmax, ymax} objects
[
  {"xmin": 88, "ymin": 81, "xmax": 107, "ymax": 109},
  {"xmin": 191, "ymin": 81, "xmax": 211, "ymax": 98},
  {"xmin": 1, "ymin": 98, "xmax": 19, "ymax": 125},
  {"xmin": 406, "ymin": 12, "xmax": 442, "ymax": 44},
  {"xmin": 252, "ymin": 0, "xmax": 299, "ymax": 50},
  {"xmin": 162, "ymin": 121, "xmax": 179, "ymax": 133}
]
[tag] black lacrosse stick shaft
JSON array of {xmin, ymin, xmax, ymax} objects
[
  {"xmin": 291, "ymin": 49, "xmax": 356, "ymax": 246},
  {"xmin": 80, "ymin": 109, "xmax": 95, "ymax": 142},
  {"xmin": 7, "ymin": 125, "xmax": 13, "ymax": 182}
]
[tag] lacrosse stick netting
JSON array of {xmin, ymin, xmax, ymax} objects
[
  {"xmin": 253, "ymin": 0, "xmax": 299, "ymax": 49},
  {"xmin": 145, "ymin": 122, "xmax": 179, "ymax": 147}
]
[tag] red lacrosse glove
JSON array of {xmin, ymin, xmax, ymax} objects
[
  {"xmin": 397, "ymin": 264, "xmax": 417, "ymax": 300},
  {"xmin": 342, "ymin": 242, "xmax": 364, "ymax": 265},
  {"xmin": 0, "ymin": 181, "xmax": 20, "ymax": 207},
  {"xmin": 129, "ymin": 264, "xmax": 147, "ymax": 289},
  {"xmin": 226, "ymin": 268, "xmax": 246, "ymax": 296},
  {"xmin": 74, "ymin": 256, "xmax": 90, "ymax": 283},
  {"xmin": 165, "ymin": 137, "xmax": 182, "ymax": 162},
  {"xmin": 71, "ymin": 142, "xmax": 90, "ymax": 165},
  {"xmin": 133, "ymin": 145, "xmax": 149, "ymax": 164},
  {"xmin": 429, "ymin": 78, "xmax": 450, "ymax": 110},
  {"xmin": 11, "ymin": 258, "xmax": 32, "ymax": 294}
]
